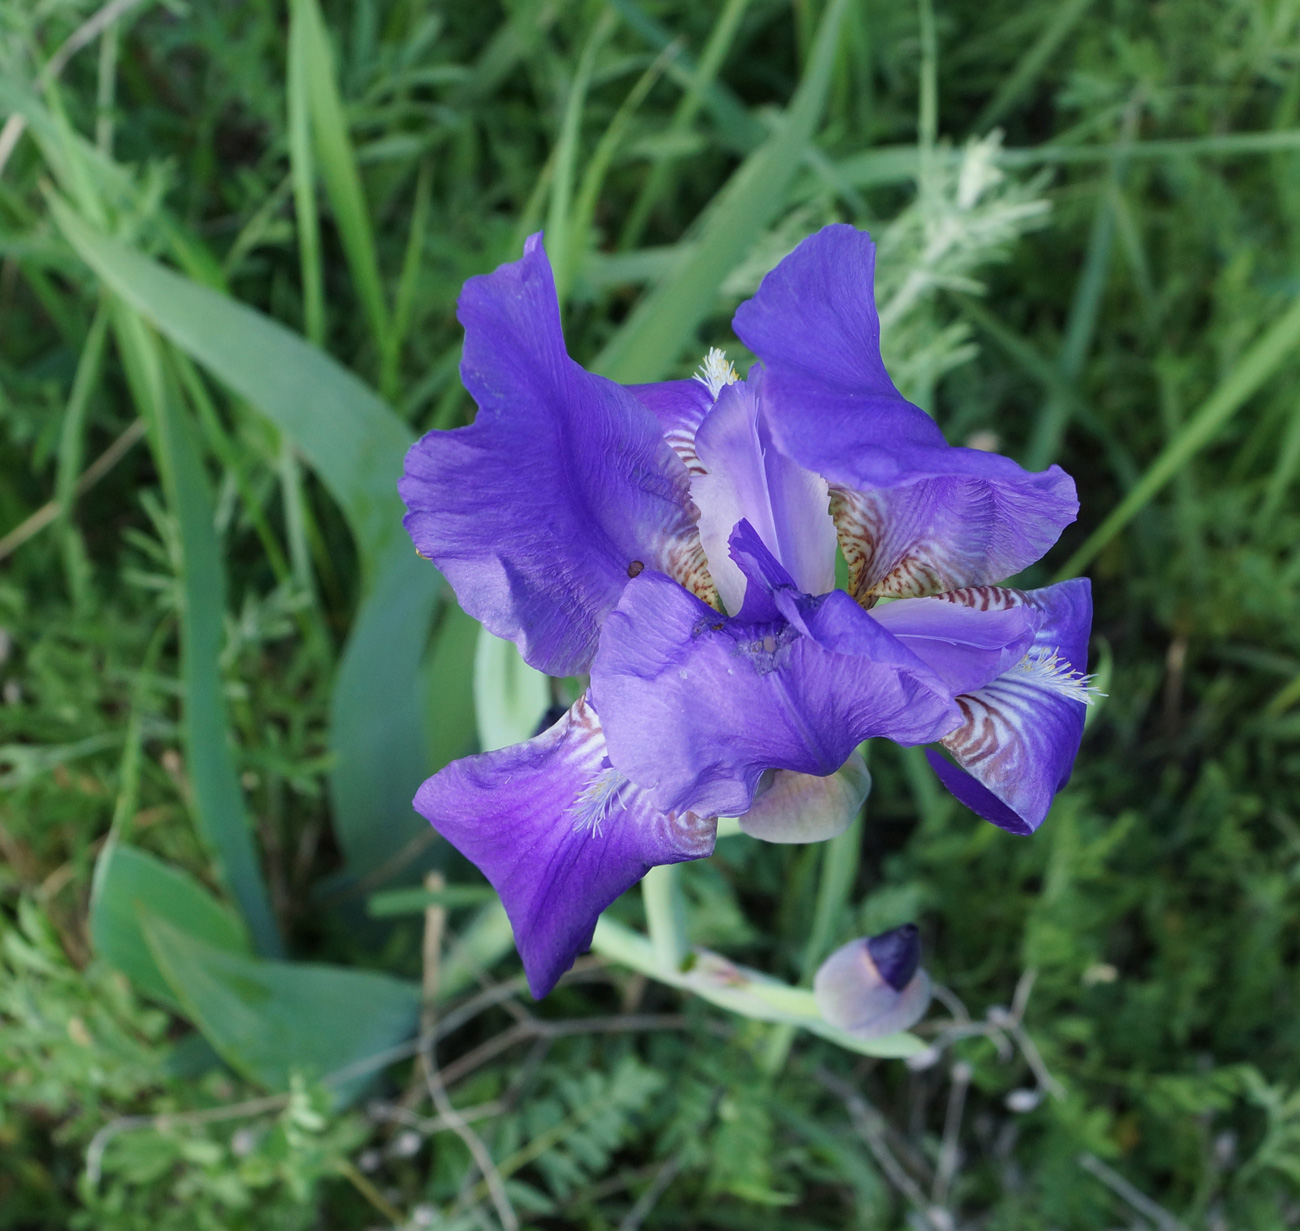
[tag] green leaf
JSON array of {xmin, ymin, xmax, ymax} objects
[
  {"xmin": 424, "ymin": 601, "xmax": 480, "ymax": 772},
  {"xmin": 51, "ymin": 203, "xmax": 442, "ymax": 880},
  {"xmin": 110, "ymin": 307, "xmax": 283, "ymax": 955},
  {"xmin": 290, "ymin": 0, "xmax": 395, "ymax": 393},
  {"xmin": 1055, "ymin": 292, "xmax": 1300, "ymax": 579},
  {"xmin": 89, "ymin": 844, "xmax": 251, "ymax": 1009},
  {"xmin": 330, "ymin": 559, "xmax": 442, "ymax": 874},
  {"xmin": 593, "ymin": 0, "xmax": 848, "ymax": 383},
  {"xmin": 439, "ymin": 901, "xmax": 518, "ymax": 1000},
  {"xmin": 367, "ymin": 884, "xmax": 496, "ymax": 918},
  {"xmin": 474, "ymin": 626, "xmax": 550, "ymax": 753},
  {"xmin": 142, "ymin": 914, "xmax": 421, "ymax": 1103}
]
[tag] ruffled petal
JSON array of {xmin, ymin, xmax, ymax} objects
[
  {"xmin": 414, "ymin": 696, "xmax": 716, "ymax": 997},
  {"xmin": 399, "ymin": 234, "xmax": 711, "ymax": 676},
  {"xmin": 690, "ymin": 374, "xmax": 837, "ymax": 614},
  {"xmin": 814, "ymin": 926, "xmax": 932, "ymax": 1039},
  {"xmin": 591, "ymin": 537, "xmax": 958, "ymax": 818},
  {"xmin": 732, "ymin": 225, "xmax": 1077, "ymax": 582},
  {"xmin": 924, "ymin": 579, "xmax": 1094, "ymax": 834},
  {"xmin": 736, "ymin": 752, "xmax": 871, "ymax": 844}
]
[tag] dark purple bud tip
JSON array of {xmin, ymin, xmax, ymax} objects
[{"xmin": 866, "ymin": 924, "xmax": 921, "ymax": 992}]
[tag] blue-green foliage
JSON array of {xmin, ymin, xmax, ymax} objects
[{"xmin": 3, "ymin": 0, "xmax": 1300, "ymax": 1226}]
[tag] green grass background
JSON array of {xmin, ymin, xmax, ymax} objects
[{"xmin": 3, "ymin": 0, "xmax": 1300, "ymax": 1226}]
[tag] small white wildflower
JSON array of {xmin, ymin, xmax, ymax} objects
[
  {"xmin": 389, "ymin": 1130, "xmax": 422, "ymax": 1159},
  {"xmin": 1005, "ymin": 1088, "xmax": 1044, "ymax": 1114}
]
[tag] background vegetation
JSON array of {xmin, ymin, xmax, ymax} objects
[{"xmin": 3, "ymin": 0, "xmax": 1300, "ymax": 1226}]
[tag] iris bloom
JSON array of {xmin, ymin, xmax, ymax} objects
[{"xmin": 400, "ymin": 225, "xmax": 1093, "ymax": 999}]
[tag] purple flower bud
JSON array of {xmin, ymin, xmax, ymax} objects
[{"xmin": 814, "ymin": 926, "xmax": 932, "ymax": 1038}]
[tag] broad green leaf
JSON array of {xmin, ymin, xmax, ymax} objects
[
  {"xmin": 89, "ymin": 844, "xmax": 250, "ymax": 1009},
  {"xmin": 51, "ymin": 204, "xmax": 442, "ymax": 880},
  {"xmin": 593, "ymin": 0, "xmax": 847, "ymax": 383},
  {"xmin": 143, "ymin": 914, "xmax": 420, "ymax": 1103},
  {"xmin": 474, "ymin": 627, "xmax": 550, "ymax": 753},
  {"xmin": 424, "ymin": 601, "xmax": 480, "ymax": 773},
  {"xmin": 51, "ymin": 203, "xmax": 409, "ymax": 565},
  {"xmin": 110, "ymin": 307, "xmax": 282, "ymax": 955},
  {"xmin": 330, "ymin": 558, "xmax": 441, "ymax": 874}
]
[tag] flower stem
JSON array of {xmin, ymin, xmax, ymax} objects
[
  {"xmin": 642, "ymin": 864, "xmax": 688, "ymax": 973},
  {"xmin": 761, "ymin": 811, "xmax": 865, "ymax": 1076}
]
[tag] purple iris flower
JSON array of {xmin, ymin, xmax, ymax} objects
[{"xmin": 400, "ymin": 224, "xmax": 1094, "ymax": 998}]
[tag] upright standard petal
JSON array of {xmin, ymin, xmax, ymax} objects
[
  {"xmin": 690, "ymin": 375, "xmax": 837, "ymax": 614},
  {"xmin": 732, "ymin": 224, "xmax": 936, "ymax": 470},
  {"xmin": 591, "ymin": 530, "xmax": 959, "ymax": 818},
  {"xmin": 414, "ymin": 697, "xmax": 716, "ymax": 998},
  {"xmin": 733, "ymin": 225, "xmax": 1077, "ymax": 583},
  {"xmin": 923, "ymin": 580, "xmax": 1094, "ymax": 835},
  {"xmin": 399, "ymin": 234, "xmax": 709, "ymax": 676}
]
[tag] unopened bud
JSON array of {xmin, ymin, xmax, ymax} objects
[{"xmin": 814, "ymin": 925, "xmax": 931, "ymax": 1039}]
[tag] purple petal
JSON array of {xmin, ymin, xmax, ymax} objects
[
  {"xmin": 737, "ymin": 752, "xmax": 871, "ymax": 844},
  {"xmin": 814, "ymin": 928, "xmax": 932, "ymax": 1038},
  {"xmin": 732, "ymin": 224, "xmax": 941, "ymax": 477},
  {"xmin": 732, "ymin": 225, "xmax": 1077, "ymax": 583},
  {"xmin": 414, "ymin": 696, "xmax": 716, "ymax": 997},
  {"xmin": 399, "ymin": 234, "xmax": 712, "ymax": 676},
  {"xmin": 866, "ymin": 924, "xmax": 921, "ymax": 991},
  {"xmin": 591, "ymin": 570, "xmax": 958, "ymax": 817},
  {"xmin": 627, "ymin": 378, "xmax": 714, "ymax": 476},
  {"xmin": 690, "ymin": 375, "xmax": 836, "ymax": 613},
  {"xmin": 870, "ymin": 595, "xmax": 1038, "ymax": 697},
  {"xmin": 926, "ymin": 580, "xmax": 1094, "ymax": 834},
  {"xmin": 829, "ymin": 473, "xmax": 1078, "ymax": 601},
  {"xmin": 726, "ymin": 517, "xmax": 795, "ymax": 623}
]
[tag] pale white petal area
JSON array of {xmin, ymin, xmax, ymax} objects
[
  {"xmin": 737, "ymin": 752, "xmax": 871, "ymax": 844},
  {"xmin": 814, "ymin": 937, "xmax": 932, "ymax": 1039},
  {"xmin": 690, "ymin": 376, "xmax": 837, "ymax": 613}
]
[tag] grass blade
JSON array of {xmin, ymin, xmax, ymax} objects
[
  {"xmin": 594, "ymin": 0, "xmax": 848, "ymax": 383},
  {"xmin": 972, "ymin": 0, "xmax": 1096, "ymax": 134},
  {"xmin": 620, "ymin": 0, "xmax": 755, "ymax": 248},
  {"xmin": 290, "ymin": 0, "xmax": 394, "ymax": 390},
  {"xmin": 287, "ymin": 2, "xmax": 325, "ymax": 347},
  {"xmin": 1055, "ymin": 294, "xmax": 1300, "ymax": 580},
  {"xmin": 546, "ymin": 9, "xmax": 616, "ymax": 303}
]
